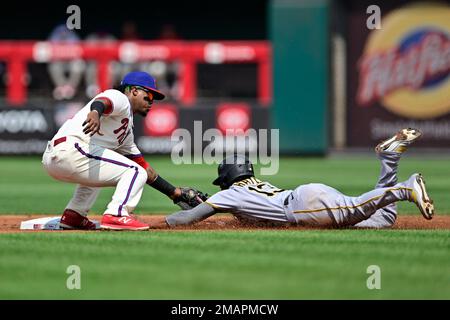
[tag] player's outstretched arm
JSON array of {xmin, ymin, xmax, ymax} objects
[{"xmin": 165, "ymin": 203, "xmax": 217, "ymax": 227}]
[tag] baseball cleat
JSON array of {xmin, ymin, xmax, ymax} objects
[
  {"xmin": 100, "ymin": 214, "xmax": 149, "ymax": 231},
  {"xmin": 408, "ymin": 173, "xmax": 434, "ymax": 220},
  {"xmin": 375, "ymin": 128, "xmax": 422, "ymax": 154},
  {"xmin": 60, "ymin": 209, "xmax": 97, "ymax": 230}
]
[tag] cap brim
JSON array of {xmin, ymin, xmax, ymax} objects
[{"xmin": 144, "ymin": 87, "xmax": 165, "ymax": 100}]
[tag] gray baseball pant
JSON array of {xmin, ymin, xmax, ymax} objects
[{"xmin": 289, "ymin": 152, "xmax": 410, "ymax": 228}]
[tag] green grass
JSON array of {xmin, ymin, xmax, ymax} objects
[
  {"xmin": 0, "ymin": 155, "xmax": 448, "ymax": 300},
  {"xmin": 0, "ymin": 230, "xmax": 448, "ymax": 299},
  {"xmin": 0, "ymin": 155, "xmax": 449, "ymax": 214}
]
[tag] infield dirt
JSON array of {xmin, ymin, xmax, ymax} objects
[{"xmin": 0, "ymin": 215, "xmax": 449, "ymax": 232}]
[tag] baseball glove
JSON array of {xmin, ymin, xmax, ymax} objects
[{"xmin": 174, "ymin": 188, "xmax": 209, "ymax": 210}]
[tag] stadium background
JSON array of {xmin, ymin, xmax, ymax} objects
[
  {"xmin": 0, "ymin": 0, "xmax": 449, "ymax": 155},
  {"xmin": 0, "ymin": 0, "xmax": 449, "ymax": 301}
]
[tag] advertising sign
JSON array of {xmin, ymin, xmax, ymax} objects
[
  {"xmin": 0, "ymin": 107, "xmax": 55, "ymax": 154},
  {"xmin": 347, "ymin": 3, "xmax": 450, "ymax": 147}
]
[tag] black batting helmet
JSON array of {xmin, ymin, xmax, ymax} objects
[{"xmin": 212, "ymin": 155, "xmax": 254, "ymax": 189}]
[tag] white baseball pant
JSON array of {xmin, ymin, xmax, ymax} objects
[{"xmin": 42, "ymin": 136, "xmax": 147, "ymax": 217}]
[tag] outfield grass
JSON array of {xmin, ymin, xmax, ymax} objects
[
  {"xmin": 0, "ymin": 155, "xmax": 449, "ymax": 214},
  {"xmin": 0, "ymin": 230, "xmax": 448, "ymax": 299},
  {"xmin": 0, "ymin": 155, "xmax": 448, "ymax": 300}
]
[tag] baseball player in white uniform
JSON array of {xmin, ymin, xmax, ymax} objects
[
  {"xmin": 42, "ymin": 71, "xmax": 205, "ymax": 230},
  {"xmin": 165, "ymin": 128, "xmax": 435, "ymax": 228}
]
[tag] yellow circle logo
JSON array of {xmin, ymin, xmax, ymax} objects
[{"xmin": 357, "ymin": 4, "xmax": 450, "ymax": 119}]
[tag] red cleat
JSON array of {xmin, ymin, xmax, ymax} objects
[
  {"xmin": 60, "ymin": 209, "xmax": 97, "ymax": 230},
  {"xmin": 100, "ymin": 214, "xmax": 149, "ymax": 231}
]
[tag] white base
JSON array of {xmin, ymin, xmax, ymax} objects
[{"xmin": 20, "ymin": 217, "xmax": 100, "ymax": 230}]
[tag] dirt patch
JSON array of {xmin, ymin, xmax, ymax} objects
[{"xmin": 0, "ymin": 214, "xmax": 449, "ymax": 233}]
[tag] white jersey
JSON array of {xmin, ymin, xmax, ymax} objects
[
  {"xmin": 205, "ymin": 177, "xmax": 293, "ymax": 222},
  {"xmin": 53, "ymin": 89, "xmax": 141, "ymax": 156}
]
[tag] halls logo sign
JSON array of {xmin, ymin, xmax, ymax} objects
[{"xmin": 357, "ymin": 4, "xmax": 450, "ymax": 119}]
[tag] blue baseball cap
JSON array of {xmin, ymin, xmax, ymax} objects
[{"xmin": 120, "ymin": 71, "xmax": 165, "ymax": 100}]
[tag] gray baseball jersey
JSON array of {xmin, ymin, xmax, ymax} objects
[{"xmin": 205, "ymin": 177, "xmax": 294, "ymax": 222}]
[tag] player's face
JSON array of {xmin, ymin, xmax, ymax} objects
[{"xmin": 130, "ymin": 87, "xmax": 154, "ymax": 116}]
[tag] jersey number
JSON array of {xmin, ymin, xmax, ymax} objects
[
  {"xmin": 248, "ymin": 183, "xmax": 285, "ymax": 197},
  {"xmin": 113, "ymin": 118, "xmax": 129, "ymax": 145}
]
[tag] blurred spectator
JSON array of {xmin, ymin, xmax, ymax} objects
[
  {"xmin": 118, "ymin": 21, "xmax": 158, "ymax": 97},
  {"xmin": 158, "ymin": 23, "xmax": 181, "ymax": 41},
  {"xmin": 84, "ymin": 30, "xmax": 122, "ymax": 98},
  {"xmin": 47, "ymin": 23, "xmax": 85, "ymax": 100},
  {"xmin": 121, "ymin": 21, "xmax": 140, "ymax": 40},
  {"xmin": 118, "ymin": 21, "xmax": 180, "ymax": 101},
  {"xmin": 118, "ymin": 21, "xmax": 142, "ymax": 82},
  {"xmin": 146, "ymin": 59, "xmax": 180, "ymax": 101},
  {"xmin": 86, "ymin": 30, "xmax": 116, "ymax": 42},
  {"xmin": 156, "ymin": 23, "xmax": 182, "ymax": 99}
]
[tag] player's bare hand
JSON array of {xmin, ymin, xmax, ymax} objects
[{"xmin": 82, "ymin": 111, "xmax": 104, "ymax": 136}]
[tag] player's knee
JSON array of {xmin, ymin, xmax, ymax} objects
[{"xmin": 133, "ymin": 166, "xmax": 149, "ymax": 186}]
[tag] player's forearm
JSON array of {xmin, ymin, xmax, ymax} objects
[
  {"xmin": 90, "ymin": 100, "xmax": 106, "ymax": 116},
  {"xmin": 146, "ymin": 166, "xmax": 180, "ymax": 199},
  {"xmin": 165, "ymin": 203, "xmax": 216, "ymax": 226}
]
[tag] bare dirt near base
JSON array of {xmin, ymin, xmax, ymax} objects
[{"xmin": 0, "ymin": 214, "xmax": 449, "ymax": 233}]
